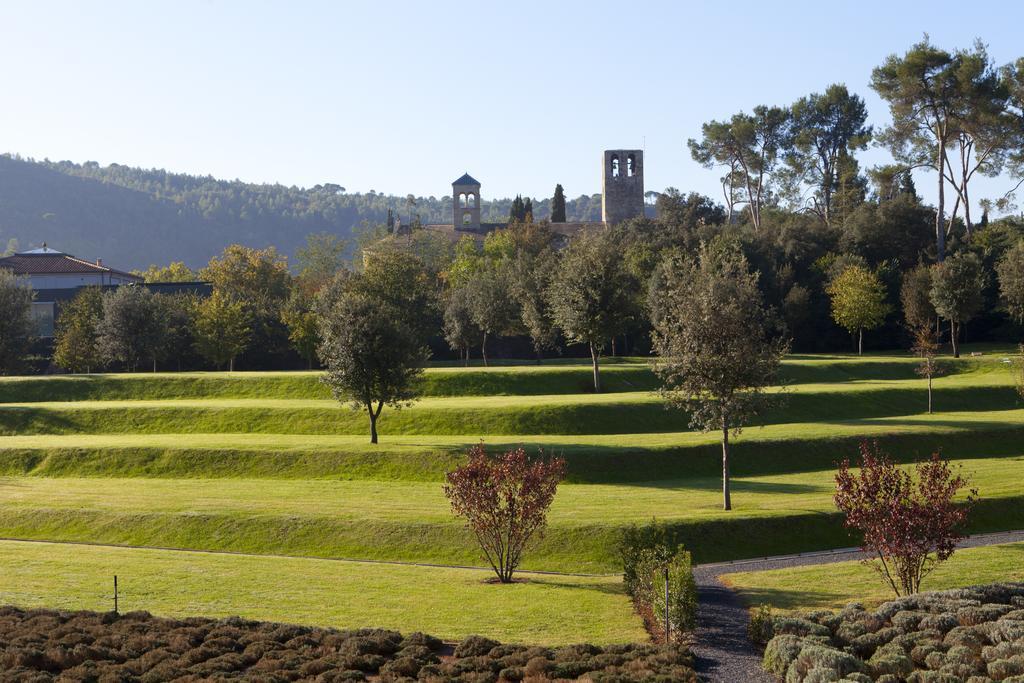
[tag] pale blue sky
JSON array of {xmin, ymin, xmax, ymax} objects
[{"xmin": 2, "ymin": 0, "xmax": 1022, "ymax": 211}]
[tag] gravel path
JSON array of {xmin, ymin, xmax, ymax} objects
[{"xmin": 690, "ymin": 529, "xmax": 1024, "ymax": 682}]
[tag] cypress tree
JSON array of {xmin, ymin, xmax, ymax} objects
[
  {"xmin": 551, "ymin": 184, "xmax": 566, "ymax": 222},
  {"xmin": 523, "ymin": 198, "xmax": 534, "ymax": 223}
]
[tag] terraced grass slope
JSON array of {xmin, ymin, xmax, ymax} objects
[{"xmin": 0, "ymin": 349, "xmax": 1021, "ymax": 636}]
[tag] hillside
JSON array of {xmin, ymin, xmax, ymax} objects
[{"xmin": 0, "ymin": 155, "xmax": 605, "ymax": 269}]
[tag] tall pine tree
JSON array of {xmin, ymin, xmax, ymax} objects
[{"xmin": 551, "ymin": 184, "xmax": 566, "ymax": 222}]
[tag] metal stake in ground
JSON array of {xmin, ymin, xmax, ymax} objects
[
  {"xmin": 113, "ymin": 575, "xmax": 118, "ymax": 614},
  {"xmin": 664, "ymin": 567, "xmax": 670, "ymax": 642}
]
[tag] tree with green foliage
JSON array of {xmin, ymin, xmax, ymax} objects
[
  {"xmin": 445, "ymin": 235, "xmax": 484, "ymax": 289},
  {"xmin": 356, "ymin": 250, "xmax": 438, "ymax": 340},
  {"xmin": 787, "ymin": 84, "xmax": 872, "ymax": 225},
  {"xmin": 134, "ymin": 262, "xmax": 197, "ymax": 283},
  {"xmin": 96, "ymin": 285, "xmax": 165, "ymax": 372},
  {"xmin": 281, "ymin": 289, "xmax": 320, "ymax": 369},
  {"xmin": 465, "ymin": 260, "xmax": 521, "ymax": 366},
  {"xmin": 155, "ymin": 292, "xmax": 197, "ymax": 372},
  {"xmin": 295, "ymin": 232, "xmax": 348, "ymax": 292},
  {"xmin": 0, "ymin": 269, "xmax": 35, "ymax": 375},
  {"xmin": 316, "ymin": 273, "xmax": 430, "ymax": 444},
  {"xmin": 551, "ymin": 184, "xmax": 566, "ymax": 223},
  {"xmin": 901, "ymin": 264, "xmax": 937, "ymax": 331},
  {"xmin": 508, "ymin": 195, "xmax": 526, "ymax": 224},
  {"xmin": 997, "ymin": 240, "xmax": 1024, "ymax": 328},
  {"xmin": 871, "ymin": 39, "xmax": 1016, "ymax": 256},
  {"xmin": 192, "ymin": 290, "xmax": 251, "ymax": 371},
  {"xmin": 443, "ymin": 286, "xmax": 481, "ymax": 366},
  {"xmin": 548, "ymin": 230, "xmax": 638, "ymax": 392},
  {"xmin": 199, "ymin": 244, "xmax": 292, "ymax": 364},
  {"xmin": 688, "ymin": 105, "xmax": 791, "ymax": 231},
  {"xmin": 930, "ymin": 252, "xmax": 986, "ymax": 358},
  {"xmin": 200, "ymin": 245, "xmax": 292, "ymax": 315},
  {"xmin": 510, "ymin": 249, "xmax": 559, "ymax": 362},
  {"xmin": 827, "ymin": 266, "xmax": 891, "ymax": 355},
  {"xmin": 53, "ymin": 287, "xmax": 104, "ymax": 373},
  {"xmin": 649, "ymin": 242, "xmax": 788, "ymax": 510}
]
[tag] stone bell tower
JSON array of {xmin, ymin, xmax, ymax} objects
[
  {"xmin": 601, "ymin": 150, "xmax": 644, "ymax": 225},
  {"xmin": 452, "ymin": 173, "xmax": 481, "ymax": 231}
]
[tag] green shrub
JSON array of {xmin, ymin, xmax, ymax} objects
[
  {"xmin": 774, "ymin": 617, "xmax": 832, "ymax": 639},
  {"xmin": 647, "ymin": 548, "xmax": 698, "ymax": 637},
  {"xmin": 620, "ymin": 520, "xmax": 673, "ymax": 599},
  {"xmin": 763, "ymin": 635, "xmax": 805, "ymax": 677},
  {"xmin": 749, "ymin": 604, "xmax": 774, "ymax": 645}
]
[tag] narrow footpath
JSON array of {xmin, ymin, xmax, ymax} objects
[{"xmin": 690, "ymin": 529, "xmax": 1024, "ymax": 682}]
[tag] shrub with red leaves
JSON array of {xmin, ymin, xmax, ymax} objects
[
  {"xmin": 444, "ymin": 444, "xmax": 566, "ymax": 583},
  {"xmin": 834, "ymin": 440, "xmax": 977, "ymax": 597}
]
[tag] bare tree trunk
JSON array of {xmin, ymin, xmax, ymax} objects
[
  {"xmin": 951, "ymin": 320, "xmax": 960, "ymax": 358},
  {"xmin": 858, "ymin": 329, "xmax": 863, "ymax": 356},
  {"xmin": 936, "ymin": 139, "xmax": 947, "ymax": 262},
  {"xmin": 721, "ymin": 419, "xmax": 732, "ymax": 511},
  {"xmin": 590, "ymin": 342, "xmax": 601, "ymax": 393},
  {"xmin": 927, "ymin": 373, "xmax": 933, "ymax": 414},
  {"xmin": 153, "ymin": 358, "xmax": 157, "ymax": 373},
  {"xmin": 481, "ymin": 331, "xmax": 488, "ymax": 367},
  {"xmin": 229, "ymin": 357, "xmax": 235, "ymax": 372},
  {"xmin": 367, "ymin": 401, "xmax": 382, "ymax": 444}
]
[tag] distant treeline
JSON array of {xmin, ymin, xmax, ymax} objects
[{"xmin": 0, "ymin": 155, "xmax": 605, "ymax": 269}]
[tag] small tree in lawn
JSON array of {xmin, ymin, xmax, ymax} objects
[
  {"xmin": 649, "ymin": 242, "xmax": 789, "ymax": 511},
  {"xmin": 827, "ymin": 265, "xmax": 890, "ymax": 355},
  {"xmin": 192, "ymin": 291, "xmax": 251, "ymax": 371},
  {"xmin": 834, "ymin": 441, "xmax": 976, "ymax": 597},
  {"xmin": 317, "ymin": 276, "xmax": 429, "ymax": 444},
  {"xmin": 548, "ymin": 230, "xmax": 637, "ymax": 392},
  {"xmin": 444, "ymin": 444, "xmax": 565, "ymax": 583},
  {"xmin": 910, "ymin": 324, "xmax": 944, "ymax": 414},
  {"xmin": 930, "ymin": 252, "xmax": 985, "ymax": 358},
  {"xmin": 464, "ymin": 260, "xmax": 520, "ymax": 366}
]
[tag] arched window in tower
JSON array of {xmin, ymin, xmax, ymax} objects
[
  {"xmin": 463, "ymin": 213, "xmax": 472, "ymax": 226},
  {"xmin": 627, "ymin": 154, "xmax": 636, "ymax": 177},
  {"xmin": 467, "ymin": 193, "xmax": 476, "ymax": 208},
  {"xmin": 611, "ymin": 155, "xmax": 620, "ymax": 178},
  {"xmin": 459, "ymin": 193, "xmax": 467, "ymax": 207}
]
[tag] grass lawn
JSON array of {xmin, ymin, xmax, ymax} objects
[
  {"xmin": 0, "ymin": 539, "xmax": 644, "ymax": 645},
  {"xmin": 0, "ymin": 350, "xmax": 1021, "ymax": 642},
  {"xmin": 720, "ymin": 542, "xmax": 1024, "ymax": 612},
  {"xmin": 0, "ymin": 449, "xmax": 1018, "ymax": 571}
]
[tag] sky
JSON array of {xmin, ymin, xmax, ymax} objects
[{"xmin": 2, "ymin": 0, "xmax": 1023, "ymax": 213}]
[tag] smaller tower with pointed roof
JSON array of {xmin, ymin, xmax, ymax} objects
[{"xmin": 452, "ymin": 172, "xmax": 481, "ymax": 231}]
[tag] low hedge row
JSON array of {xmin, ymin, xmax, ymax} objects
[
  {"xmin": 0, "ymin": 606, "xmax": 697, "ymax": 682},
  {"xmin": 760, "ymin": 582, "xmax": 1024, "ymax": 682}
]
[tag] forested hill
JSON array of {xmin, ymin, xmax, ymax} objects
[{"xmin": 0, "ymin": 155, "xmax": 604, "ymax": 269}]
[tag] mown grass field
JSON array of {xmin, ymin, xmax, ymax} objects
[
  {"xmin": 0, "ymin": 540, "xmax": 643, "ymax": 645},
  {"xmin": 720, "ymin": 541, "xmax": 1024, "ymax": 612},
  {"xmin": 0, "ymin": 348, "xmax": 1021, "ymax": 642}
]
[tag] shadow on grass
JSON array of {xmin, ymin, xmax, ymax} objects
[
  {"xmin": 729, "ymin": 585, "xmax": 854, "ymax": 611},
  {"xmin": 527, "ymin": 579, "xmax": 628, "ymax": 596}
]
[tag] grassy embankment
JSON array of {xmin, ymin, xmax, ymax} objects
[{"xmin": 0, "ymin": 349, "xmax": 1021, "ymax": 641}]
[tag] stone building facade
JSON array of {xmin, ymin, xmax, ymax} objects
[
  {"xmin": 424, "ymin": 148, "xmax": 645, "ymax": 240},
  {"xmin": 601, "ymin": 150, "xmax": 644, "ymax": 225}
]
